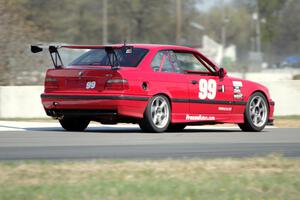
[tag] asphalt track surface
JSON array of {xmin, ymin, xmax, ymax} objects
[{"xmin": 0, "ymin": 121, "xmax": 299, "ymax": 160}]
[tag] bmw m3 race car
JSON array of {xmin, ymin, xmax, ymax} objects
[{"xmin": 31, "ymin": 44, "xmax": 275, "ymax": 133}]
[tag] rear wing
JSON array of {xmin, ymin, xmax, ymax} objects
[
  {"xmin": 31, "ymin": 44, "xmax": 64, "ymax": 69},
  {"xmin": 30, "ymin": 43, "xmax": 133, "ymax": 69}
]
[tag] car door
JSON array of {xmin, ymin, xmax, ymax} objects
[
  {"xmin": 174, "ymin": 51, "xmax": 234, "ymax": 118},
  {"xmin": 148, "ymin": 50, "xmax": 189, "ymax": 123}
]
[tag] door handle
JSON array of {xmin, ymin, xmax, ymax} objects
[{"xmin": 190, "ymin": 80, "xmax": 198, "ymax": 85}]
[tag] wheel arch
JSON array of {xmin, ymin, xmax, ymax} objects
[
  {"xmin": 250, "ymin": 90, "xmax": 270, "ymax": 108},
  {"xmin": 142, "ymin": 92, "xmax": 172, "ymax": 115},
  {"xmin": 238, "ymin": 90, "xmax": 270, "ymax": 131},
  {"xmin": 246, "ymin": 90, "xmax": 271, "ymax": 121},
  {"xmin": 139, "ymin": 92, "xmax": 172, "ymax": 133},
  {"xmin": 150, "ymin": 92, "xmax": 172, "ymax": 110}
]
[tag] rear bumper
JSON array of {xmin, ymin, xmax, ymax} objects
[
  {"xmin": 41, "ymin": 93, "xmax": 149, "ymax": 118},
  {"xmin": 41, "ymin": 94, "xmax": 148, "ymax": 101},
  {"xmin": 45, "ymin": 109, "xmax": 117, "ymax": 118}
]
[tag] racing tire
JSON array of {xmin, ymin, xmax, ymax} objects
[
  {"xmin": 167, "ymin": 123, "xmax": 187, "ymax": 132},
  {"xmin": 238, "ymin": 92, "xmax": 269, "ymax": 132},
  {"xmin": 59, "ymin": 118, "xmax": 90, "ymax": 131},
  {"xmin": 139, "ymin": 95, "xmax": 171, "ymax": 133}
]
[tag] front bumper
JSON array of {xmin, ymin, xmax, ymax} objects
[{"xmin": 267, "ymin": 119, "xmax": 274, "ymax": 126}]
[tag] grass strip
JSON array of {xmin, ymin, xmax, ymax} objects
[{"xmin": 0, "ymin": 155, "xmax": 299, "ymax": 200}]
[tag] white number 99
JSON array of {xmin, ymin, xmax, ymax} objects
[
  {"xmin": 86, "ymin": 81, "xmax": 96, "ymax": 89},
  {"xmin": 198, "ymin": 79, "xmax": 216, "ymax": 100}
]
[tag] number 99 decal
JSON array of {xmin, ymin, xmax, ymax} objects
[
  {"xmin": 199, "ymin": 79, "xmax": 216, "ymax": 100},
  {"xmin": 86, "ymin": 81, "xmax": 96, "ymax": 89}
]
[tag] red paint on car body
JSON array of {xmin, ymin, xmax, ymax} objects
[{"xmin": 41, "ymin": 44, "xmax": 274, "ymax": 126}]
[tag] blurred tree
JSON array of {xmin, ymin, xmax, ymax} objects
[
  {"xmin": 276, "ymin": 0, "xmax": 300, "ymax": 57},
  {"xmin": 109, "ymin": 0, "xmax": 177, "ymax": 44},
  {"xmin": 0, "ymin": 0, "xmax": 202, "ymax": 85},
  {"xmin": 26, "ymin": 0, "xmax": 103, "ymax": 44},
  {"xmin": 197, "ymin": 5, "xmax": 253, "ymax": 68},
  {"xmin": 2, "ymin": 0, "xmax": 299, "ymax": 85},
  {"xmin": 235, "ymin": 0, "xmax": 286, "ymax": 46},
  {"xmin": 0, "ymin": 0, "xmax": 43, "ymax": 85},
  {"xmin": 233, "ymin": 0, "xmax": 300, "ymax": 63},
  {"xmin": 25, "ymin": 0, "xmax": 199, "ymax": 44},
  {"xmin": 257, "ymin": 0, "xmax": 285, "ymax": 45}
]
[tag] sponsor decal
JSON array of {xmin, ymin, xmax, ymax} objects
[
  {"xmin": 233, "ymin": 81, "xmax": 243, "ymax": 87},
  {"xmin": 218, "ymin": 107, "xmax": 232, "ymax": 111},
  {"xmin": 186, "ymin": 114, "xmax": 215, "ymax": 121},
  {"xmin": 233, "ymin": 87, "xmax": 241, "ymax": 93},
  {"xmin": 126, "ymin": 48, "xmax": 132, "ymax": 54},
  {"xmin": 234, "ymin": 93, "xmax": 243, "ymax": 99},
  {"xmin": 232, "ymin": 81, "xmax": 243, "ymax": 99}
]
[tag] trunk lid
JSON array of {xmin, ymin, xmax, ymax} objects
[{"xmin": 45, "ymin": 67, "xmax": 122, "ymax": 92}]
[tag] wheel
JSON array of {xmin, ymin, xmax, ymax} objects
[
  {"xmin": 167, "ymin": 123, "xmax": 186, "ymax": 132},
  {"xmin": 238, "ymin": 92, "xmax": 269, "ymax": 132},
  {"xmin": 59, "ymin": 118, "xmax": 90, "ymax": 131},
  {"xmin": 139, "ymin": 95, "xmax": 171, "ymax": 133}
]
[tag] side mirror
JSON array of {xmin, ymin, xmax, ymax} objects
[{"xmin": 218, "ymin": 67, "xmax": 227, "ymax": 77}]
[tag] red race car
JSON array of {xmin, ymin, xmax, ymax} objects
[{"xmin": 31, "ymin": 44, "xmax": 274, "ymax": 132}]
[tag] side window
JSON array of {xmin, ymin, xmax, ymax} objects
[
  {"xmin": 175, "ymin": 52, "xmax": 210, "ymax": 72},
  {"xmin": 151, "ymin": 51, "xmax": 164, "ymax": 72},
  {"xmin": 161, "ymin": 56, "xmax": 173, "ymax": 72},
  {"xmin": 151, "ymin": 50, "xmax": 181, "ymax": 73},
  {"xmin": 198, "ymin": 56, "xmax": 216, "ymax": 73}
]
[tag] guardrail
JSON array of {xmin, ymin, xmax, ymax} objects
[{"xmin": 0, "ymin": 86, "xmax": 44, "ymax": 118}]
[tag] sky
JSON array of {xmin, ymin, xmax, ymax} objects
[{"xmin": 197, "ymin": 0, "xmax": 232, "ymax": 11}]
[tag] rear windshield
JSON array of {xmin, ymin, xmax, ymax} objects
[{"xmin": 69, "ymin": 48, "xmax": 148, "ymax": 67}]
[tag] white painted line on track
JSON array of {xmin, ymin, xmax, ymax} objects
[{"xmin": 0, "ymin": 121, "xmax": 101, "ymax": 132}]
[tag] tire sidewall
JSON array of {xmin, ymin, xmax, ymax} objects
[
  {"xmin": 245, "ymin": 92, "xmax": 269, "ymax": 131},
  {"xmin": 145, "ymin": 95, "xmax": 171, "ymax": 132},
  {"xmin": 167, "ymin": 123, "xmax": 186, "ymax": 132},
  {"xmin": 59, "ymin": 118, "xmax": 90, "ymax": 131}
]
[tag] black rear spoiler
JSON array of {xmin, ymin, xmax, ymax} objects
[
  {"xmin": 31, "ymin": 43, "xmax": 133, "ymax": 70},
  {"xmin": 31, "ymin": 44, "xmax": 63, "ymax": 69}
]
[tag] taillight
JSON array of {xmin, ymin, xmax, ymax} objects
[
  {"xmin": 44, "ymin": 77, "xmax": 58, "ymax": 92},
  {"xmin": 105, "ymin": 79, "xmax": 129, "ymax": 90}
]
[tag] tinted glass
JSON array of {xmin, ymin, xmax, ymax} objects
[
  {"xmin": 151, "ymin": 50, "xmax": 182, "ymax": 73},
  {"xmin": 69, "ymin": 48, "xmax": 148, "ymax": 67},
  {"xmin": 151, "ymin": 51, "xmax": 164, "ymax": 71},
  {"xmin": 175, "ymin": 52, "xmax": 210, "ymax": 72}
]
